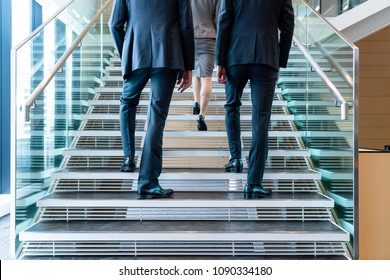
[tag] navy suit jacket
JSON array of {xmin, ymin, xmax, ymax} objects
[
  {"xmin": 108, "ymin": 0, "xmax": 195, "ymax": 77},
  {"xmin": 216, "ymin": 0, "xmax": 294, "ymax": 70}
]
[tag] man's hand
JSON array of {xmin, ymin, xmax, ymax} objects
[
  {"xmin": 217, "ymin": 66, "xmax": 226, "ymax": 84},
  {"xmin": 177, "ymin": 70, "xmax": 192, "ymax": 93}
]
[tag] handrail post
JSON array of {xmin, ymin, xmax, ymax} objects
[{"xmin": 341, "ymin": 102, "xmax": 349, "ymax": 121}]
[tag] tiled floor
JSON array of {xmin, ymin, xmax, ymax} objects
[{"xmin": 0, "ymin": 214, "xmax": 11, "ymax": 260}]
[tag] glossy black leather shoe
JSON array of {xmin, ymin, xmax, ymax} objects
[
  {"xmin": 120, "ymin": 157, "xmax": 136, "ymax": 172},
  {"xmin": 244, "ymin": 184, "xmax": 272, "ymax": 198},
  {"xmin": 224, "ymin": 158, "xmax": 243, "ymax": 173},
  {"xmin": 197, "ymin": 115, "xmax": 208, "ymax": 131},
  {"xmin": 193, "ymin": 102, "xmax": 200, "ymax": 115},
  {"xmin": 137, "ymin": 185, "xmax": 174, "ymax": 199}
]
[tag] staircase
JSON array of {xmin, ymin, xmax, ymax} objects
[{"xmin": 18, "ymin": 43, "xmax": 351, "ymax": 258}]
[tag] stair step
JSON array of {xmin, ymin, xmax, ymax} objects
[
  {"xmin": 20, "ymin": 220, "xmax": 349, "ymax": 242},
  {"xmin": 282, "ymin": 88, "xmax": 352, "ymax": 95},
  {"xmin": 294, "ymin": 115, "xmax": 353, "ymax": 121},
  {"xmin": 310, "ymin": 148, "xmax": 353, "ymax": 157},
  {"xmin": 62, "ymin": 148, "xmax": 310, "ymax": 157},
  {"xmin": 326, "ymin": 192, "xmax": 353, "ymax": 208},
  {"xmin": 110, "ymin": 57, "xmax": 353, "ymax": 65},
  {"xmin": 37, "ymin": 192, "xmax": 333, "ymax": 208},
  {"xmin": 89, "ymin": 99, "xmax": 288, "ymax": 106},
  {"xmin": 71, "ymin": 130, "xmax": 302, "ymax": 137},
  {"xmin": 71, "ymin": 130, "xmax": 352, "ymax": 138},
  {"xmin": 102, "ymin": 76, "xmax": 222, "ymax": 83},
  {"xmin": 278, "ymin": 76, "xmax": 347, "ymax": 84},
  {"xmin": 288, "ymin": 100, "xmax": 353, "ymax": 107},
  {"xmin": 94, "ymin": 87, "xmax": 283, "ymax": 96},
  {"xmin": 316, "ymin": 168, "xmax": 353, "ymax": 180},
  {"xmin": 51, "ymin": 168, "xmax": 321, "ymax": 180},
  {"xmin": 81, "ymin": 114, "xmax": 294, "ymax": 121}
]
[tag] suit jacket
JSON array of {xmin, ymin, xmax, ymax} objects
[
  {"xmin": 216, "ymin": 0, "xmax": 294, "ymax": 70},
  {"xmin": 108, "ymin": 0, "xmax": 195, "ymax": 77},
  {"xmin": 190, "ymin": 0, "xmax": 221, "ymax": 39}
]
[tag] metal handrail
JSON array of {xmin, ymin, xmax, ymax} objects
[
  {"xmin": 24, "ymin": 0, "xmax": 113, "ymax": 122},
  {"xmin": 293, "ymin": 36, "xmax": 349, "ymax": 120},
  {"xmin": 297, "ymin": 3, "xmax": 355, "ymax": 87}
]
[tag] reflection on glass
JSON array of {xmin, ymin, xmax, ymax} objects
[
  {"xmin": 285, "ymin": 0, "xmax": 357, "ymax": 257},
  {"xmin": 13, "ymin": 0, "xmax": 113, "ymax": 257},
  {"xmin": 306, "ymin": 0, "xmax": 369, "ymax": 16}
]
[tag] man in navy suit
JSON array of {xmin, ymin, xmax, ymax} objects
[
  {"xmin": 216, "ymin": 0, "xmax": 294, "ymax": 198},
  {"xmin": 109, "ymin": 0, "xmax": 194, "ymax": 198}
]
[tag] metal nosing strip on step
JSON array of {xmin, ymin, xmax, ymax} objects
[
  {"xmin": 37, "ymin": 192, "xmax": 334, "ymax": 208},
  {"xmin": 81, "ymin": 114, "xmax": 294, "ymax": 121},
  {"xmin": 20, "ymin": 231, "xmax": 349, "ymax": 242},
  {"xmin": 62, "ymin": 149, "xmax": 310, "ymax": 157},
  {"xmin": 89, "ymin": 99, "xmax": 288, "ymax": 106},
  {"xmin": 51, "ymin": 169, "xmax": 321, "ymax": 180},
  {"xmin": 71, "ymin": 131, "xmax": 303, "ymax": 137},
  {"xmin": 19, "ymin": 221, "xmax": 350, "ymax": 242}
]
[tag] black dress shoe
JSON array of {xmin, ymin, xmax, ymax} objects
[
  {"xmin": 137, "ymin": 185, "xmax": 174, "ymax": 199},
  {"xmin": 224, "ymin": 158, "xmax": 243, "ymax": 173},
  {"xmin": 120, "ymin": 157, "xmax": 136, "ymax": 172},
  {"xmin": 244, "ymin": 184, "xmax": 272, "ymax": 198},
  {"xmin": 197, "ymin": 115, "xmax": 207, "ymax": 131},
  {"xmin": 193, "ymin": 102, "xmax": 200, "ymax": 115}
]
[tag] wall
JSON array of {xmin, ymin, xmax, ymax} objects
[
  {"xmin": 357, "ymin": 26, "xmax": 390, "ymax": 149},
  {"xmin": 359, "ymin": 152, "xmax": 390, "ymax": 259}
]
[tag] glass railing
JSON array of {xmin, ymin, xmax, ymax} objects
[
  {"xmin": 306, "ymin": 0, "xmax": 368, "ymax": 16},
  {"xmin": 10, "ymin": 0, "xmax": 358, "ymax": 259},
  {"xmin": 10, "ymin": 0, "xmax": 114, "ymax": 258},
  {"xmin": 280, "ymin": 0, "xmax": 358, "ymax": 257}
]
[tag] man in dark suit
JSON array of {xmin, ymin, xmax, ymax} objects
[
  {"xmin": 109, "ymin": 0, "xmax": 194, "ymax": 198},
  {"xmin": 216, "ymin": 0, "xmax": 294, "ymax": 198}
]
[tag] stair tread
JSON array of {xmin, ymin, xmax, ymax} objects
[
  {"xmin": 81, "ymin": 114, "xmax": 293, "ymax": 121},
  {"xmin": 63, "ymin": 148, "xmax": 310, "ymax": 157},
  {"xmin": 52, "ymin": 168, "xmax": 321, "ymax": 180},
  {"xmin": 89, "ymin": 99, "xmax": 287, "ymax": 105},
  {"xmin": 71, "ymin": 130, "xmax": 303, "ymax": 137},
  {"xmin": 38, "ymin": 191, "xmax": 333, "ymax": 208},
  {"xmin": 71, "ymin": 130, "xmax": 352, "ymax": 137},
  {"xmin": 20, "ymin": 220, "xmax": 349, "ymax": 242}
]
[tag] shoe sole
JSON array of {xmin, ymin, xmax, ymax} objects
[
  {"xmin": 137, "ymin": 194, "xmax": 174, "ymax": 199},
  {"xmin": 224, "ymin": 168, "xmax": 243, "ymax": 173},
  {"xmin": 120, "ymin": 168, "xmax": 135, "ymax": 172},
  {"xmin": 137, "ymin": 191, "xmax": 174, "ymax": 199},
  {"xmin": 244, "ymin": 193, "xmax": 271, "ymax": 199}
]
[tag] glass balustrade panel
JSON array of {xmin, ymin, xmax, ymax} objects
[
  {"xmin": 12, "ymin": 0, "xmax": 113, "ymax": 257},
  {"xmin": 306, "ymin": 0, "xmax": 369, "ymax": 16},
  {"xmin": 288, "ymin": 0, "xmax": 358, "ymax": 257}
]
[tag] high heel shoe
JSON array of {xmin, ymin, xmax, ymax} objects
[
  {"xmin": 197, "ymin": 115, "xmax": 208, "ymax": 131},
  {"xmin": 193, "ymin": 102, "xmax": 200, "ymax": 115}
]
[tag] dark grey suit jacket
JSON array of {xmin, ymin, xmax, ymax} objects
[
  {"xmin": 108, "ymin": 0, "xmax": 195, "ymax": 77},
  {"xmin": 216, "ymin": 0, "xmax": 294, "ymax": 70}
]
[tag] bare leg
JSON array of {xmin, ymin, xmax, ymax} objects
[
  {"xmin": 199, "ymin": 76, "xmax": 212, "ymax": 117},
  {"xmin": 193, "ymin": 76, "xmax": 201, "ymax": 104}
]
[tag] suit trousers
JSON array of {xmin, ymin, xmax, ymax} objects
[
  {"xmin": 120, "ymin": 68, "xmax": 179, "ymax": 190},
  {"xmin": 225, "ymin": 64, "xmax": 277, "ymax": 185}
]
